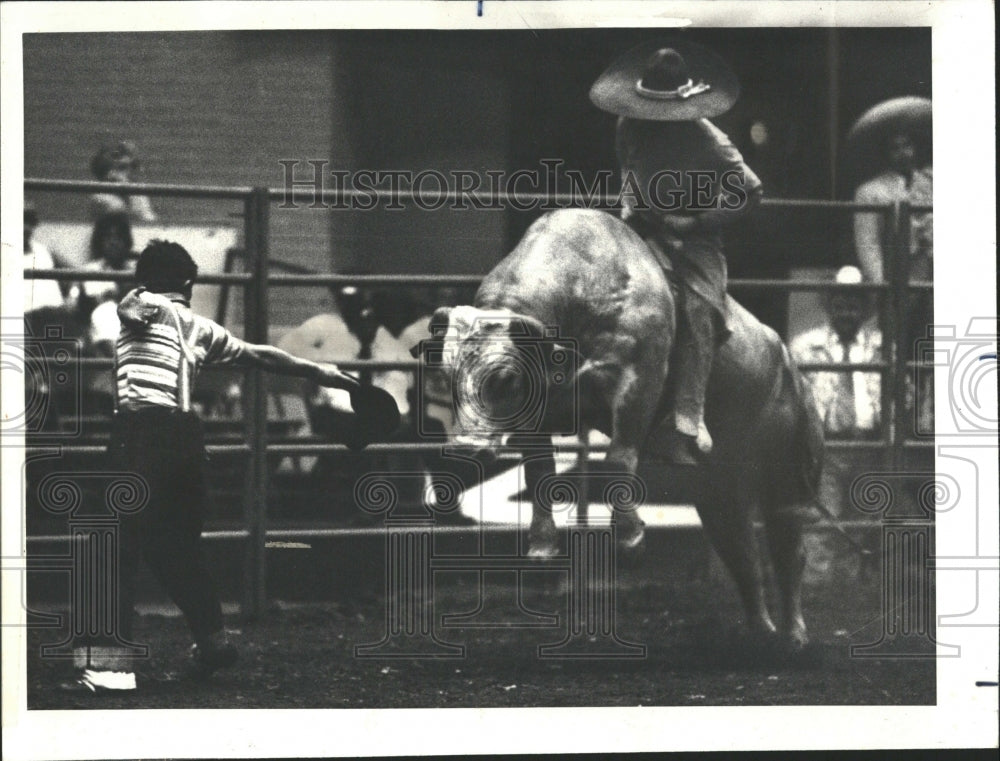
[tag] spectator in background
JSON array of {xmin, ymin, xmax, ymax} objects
[
  {"xmin": 89, "ymin": 140, "xmax": 157, "ymax": 223},
  {"xmin": 22, "ymin": 203, "xmax": 66, "ymax": 316},
  {"xmin": 74, "ymin": 213, "xmax": 139, "ymax": 414},
  {"xmin": 359, "ymin": 284, "xmax": 468, "ymax": 439},
  {"xmin": 848, "ymin": 98, "xmax": 932, "ymax": 317},
  {"xmin": 331, "ymin": 284, "xmax": 412, "ymax": 412},
  {"xmin": 791, "ymin": 266, "xmax": 882, "ymax": 441},
  {"xmin": 853, "ymin": 130, "xmax": 933, "ymax": 284},
  {"xmin": 277, "ymin": 284, "xmax": 469, "ymax": 523},
  {"xmin": 848, "ymin": 97, "xmax": 933, "ymax": 433},
  {"xmin": 75, "ymin": 211, "xmax": 137, "ymax": 321},
  {"xmin": 22, "ymin": 204, "xmax": 76, "ymax": 434},
  {"xmin": 790, "ymin": 265, "xmax": 881, "ymax": 583}
]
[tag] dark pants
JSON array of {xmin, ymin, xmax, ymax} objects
[
  {"xmin": 108, "ymin": 408, "xmax": 224, "ymax": 644},
  {"xmin": 630, "ymin": 212, "xmax": 728, "ymax": 443}
]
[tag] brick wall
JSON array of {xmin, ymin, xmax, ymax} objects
[
  {"xmin": 24, "ymin": 31, "xmax": 346, "ymax": 328},
  {"xmin": 23, "ymin": 31, "xmax": 516, "ymax": 330}
]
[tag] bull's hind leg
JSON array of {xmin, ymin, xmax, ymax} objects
[
  {"xmin": 695, "ymin": 480, "xmax": 777, "ymax": 639},
  {"xmin": 764, "ymin": 511, "xmax": 808, "ymax": 649}
]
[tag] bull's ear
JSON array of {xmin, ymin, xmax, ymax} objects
[{"xmin": 410, "ymin": 306, "xmax": 453, "ymax": 359}]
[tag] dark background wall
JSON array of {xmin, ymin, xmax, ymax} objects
[
  {"xmin": 23, "ymin": 28, "xmax": 930, "ymax": 331},
  {"xmin": 24, "ymin": 31, "xmax": 345, "ymax": 323}
]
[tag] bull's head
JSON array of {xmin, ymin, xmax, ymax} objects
[{"xmin": 411, "ymin": 306, "xmax": 580, "ymax": 453}]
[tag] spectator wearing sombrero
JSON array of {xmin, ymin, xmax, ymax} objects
[
  {"xmin": 847, "ymin": 96, "xmax": 933, "ymax": 433},
  {"xmin": 590, "ymin": 39, "xmax": 763, "ymax": 465},
  {"xmin": 848, "ymin": 97, "xmax": 932, "ymax": 285},
  {"xmin": 89, "ymin": 139, "xmax": 158, "ymax": 223}
]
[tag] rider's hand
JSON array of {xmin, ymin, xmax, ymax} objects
[{"xmin": 660, "ymin": 214, "xmax": 698, "ymax": 234}]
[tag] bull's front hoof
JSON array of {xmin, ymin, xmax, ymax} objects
[
  {"xmin": 528, "ymin": 522, "xmax": 559, "ymax": 558},
  {"xmin": 616, "ymin": 526, "xmax": 646, "ymax": 565},
  {"xmin": 527, "ymin": 542, "xmax": 560, "ymax": 559},
  {"xmin": 618, "ymin": 526, "xmax": 645, "ymax": 550}
]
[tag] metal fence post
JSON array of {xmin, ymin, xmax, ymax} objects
[
  {"xmin": 576, "ymin": 432, "xmax": 590, "ymax": 525},
  {"xmin": 242, "ymin": 187, "xmax": 270, "ymax": 618},
  {"xmin": 877, "ymin": 204, "xmax": 897, "ymax": 470},
  {"xmin": 890, "ymin": 201, "xmax": 912, "ymax": 471}
]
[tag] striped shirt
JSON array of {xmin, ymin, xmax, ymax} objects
[{"xmin": 115, "ymin": 289, "xmax": 248, "ymax": 411}]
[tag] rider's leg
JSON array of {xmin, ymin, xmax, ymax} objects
[
  {"xmin": 667, "ymin": 242, "xmax": 728, "ymax": 458},
  {"xmin": 629, "ymin": 217, "xmax": 725, "ymax": 463},
  {"xmin": 671, "ymin": 290, "xmax": 717, "ymax": 455}
]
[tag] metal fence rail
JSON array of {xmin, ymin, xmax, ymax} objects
[
  {"xmin": 22, "ymin": 178, "xmax": 932, "ymax": 616},
  {"xmin": 27, "ymin": 519, "xmax": 884, "ymax": 546}
]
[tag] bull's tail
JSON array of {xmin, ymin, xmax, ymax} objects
[
  {"xmin": 759, "ymin": 341, "xmax": 823, "ymax": 512},
  {"xmin": 776, "ymin": 343, "xmax": 872, "ymax": 557},
  {"xmin": 784, "ymin": 342, "xmax": 825, "ymax": 507}
]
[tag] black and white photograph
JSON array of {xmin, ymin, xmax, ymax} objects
[{"xmin": 1, "ymin": 1, "xmax": 996, "ymax": 757}]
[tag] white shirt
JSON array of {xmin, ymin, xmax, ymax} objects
[
  {"xmin": 853, "ymin": 166, "xmax": 933, "ymax": 282},
  {"xmin": 81, "ymin": 258, "xmax": 134, "ymax": 301},
  {"xmin": 790, "ymin": 320, "xmax": 882, "ymax": 435},
  {"xmin": 302, "ymin": 320, "xmax": 413, "ymax": 418},
  {"xmin": 23, "ymin": 242, "xmax": 65, "ymax": 313}
]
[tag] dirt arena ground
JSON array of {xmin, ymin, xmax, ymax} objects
[{"xmin": 27, "ymin": 545, "xmax": 935, "ymax": 709}]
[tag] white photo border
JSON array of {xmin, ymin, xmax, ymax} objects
[{"xmin": 2, "ymin": 2, "xmax": 996, "ymax": 757}]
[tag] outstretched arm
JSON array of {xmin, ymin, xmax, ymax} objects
[
  {"xmin": 235, "ymin": 344, "xmax": 360, "ymax": 390},
  {"xmin": 118, "ymin": 289, "xmax": 360, "ymax": 390}
]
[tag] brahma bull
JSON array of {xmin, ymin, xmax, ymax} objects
[{"xmin": 414, "ymin": 208, "xmax": 824, "ymax": 648}]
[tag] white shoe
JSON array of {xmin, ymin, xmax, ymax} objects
[
  {"xmin": 77, "ymin": 668, "xmax": 137, "ymax": 692},
  {"xmin": 694, "ymin": 421, "xmax": 713, "ymax": 455}
]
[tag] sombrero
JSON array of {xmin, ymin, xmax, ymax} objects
[
  {"xmin": 590, "ymin": 39, "xmax": 740, "ymax": 121},
  {"xmin": 845, "ymin": 96, "xmax": 932, "ymax": 169}
]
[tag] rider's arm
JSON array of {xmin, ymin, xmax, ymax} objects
[
  {"xmin": 615, "ymin": 117, "xmax": 638, "ymax": 220},
  {"xmin": 694, "ymin": 184, "xmax": 763, "ymax": 232},
  {"xmin": 666, "ymin": 123, "xmax": 763, "ymax": 235},
  {"xmin": 696, "ymin": 128, "xmax": 764, "ymax": 232}
]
